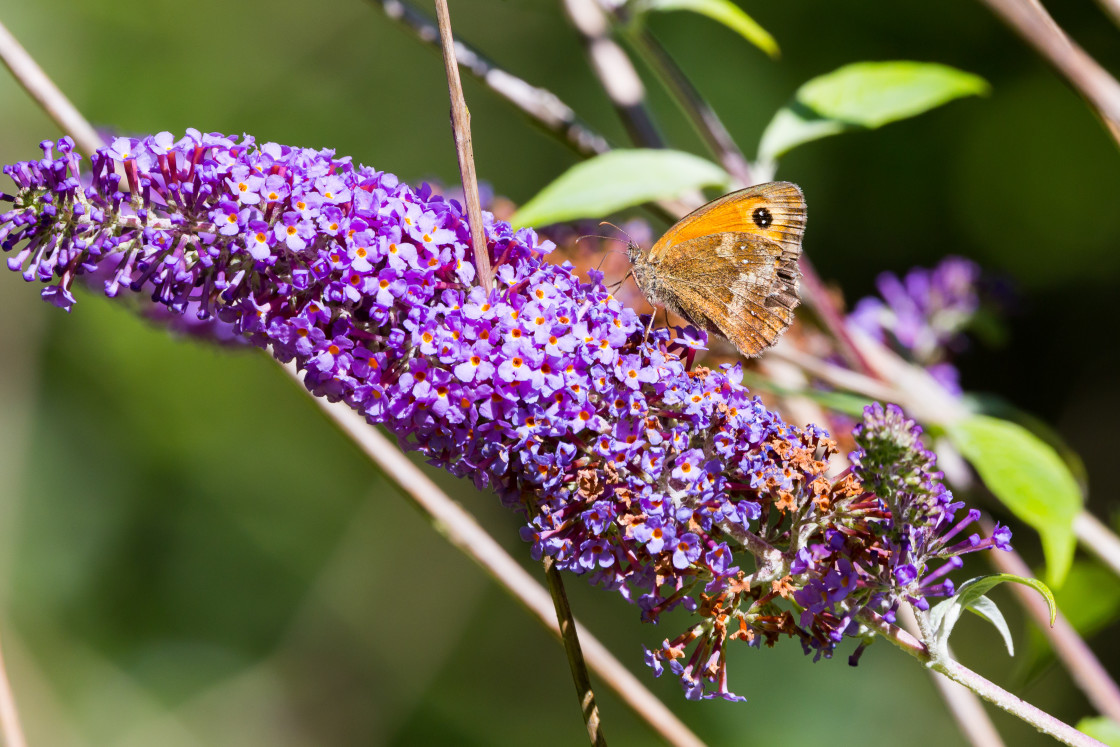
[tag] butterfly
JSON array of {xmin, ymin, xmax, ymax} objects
[{"xmin": 627, "ymin": 181, "xmax": 806, "ymax": 358}]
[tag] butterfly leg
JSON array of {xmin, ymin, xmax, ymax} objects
[{"xmin": 607, "ymin": 269, "xmax": 633, "ymax": 294}]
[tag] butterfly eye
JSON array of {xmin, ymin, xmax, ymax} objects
[{"xmin": 752, "ymin": 207, "xmax": 773, "ymax": 229}]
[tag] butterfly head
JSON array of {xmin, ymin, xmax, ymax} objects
[{"xmin": 625, "ymin": 238, "xmax": 644, "ymax": 266}]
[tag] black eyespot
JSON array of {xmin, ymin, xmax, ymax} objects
[{"xmin": 752, "ymin": 206, "xmax": 773, "ymax": 229}]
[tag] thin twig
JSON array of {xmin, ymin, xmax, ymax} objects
[
  {"xmin": 983, "ymin": 517, "xmax": 1120, "ymax": 723},
  {"xmin": 976, "ymin": 0, "xmax": 1120, "ymax": 147},
  {"xmin": 861, "ymin": 609, "xmax": 1104, "ymax": 747},
  {"xmin": 898, "ymin": 605, "xmax": 1006, "ymax": 747},
  {"xmin": 928, "ymin": 671, "xmax": 1007, "ymax": 747},
  {"xmin": 768, "ymin": 339, "xmax": 903, "ymax": 405},
  {"xmin": 1073, "ymin": 511, "xmax": 1120, "ymax": 580},
  {"xmin": 543, "ymin": 557, "xmax": 606, "ymax": 746},
  {"xmin": 438, "ymin": 7, "xmax": 607, "ymax": 736},
  {"xmin": 0, "ymin": 18, "xmax": 103, "ymax": 156},
  {"xmin": 562, "ymin": 0, "xmax": 664, "ymax": 149},
  {"xmin": 0, "ymin": 631, "xmax": 27, "ymax": 747},
  {"xmin": 937, "ymin": 657, "xmax": 1105, "ymax": 747},
  {"xmin": 285, "ymin": 362, "xmax": 704, "ymax": 747},
  {"xmin": 371, "ymin": 0, "xmax": 612, "ymax": 159},
  {"xmin": 372, "ymin": 0, "xmax": 686, "ymax": 224},
  {"xmin": 624, "ymin": 28, "xmax": 753, "ymax": 187},
  {"xmin": 434, "ymin": 0, "xmax": 493, "ymax": 294},
  {"xmin": 1094, "ymin": 0, "xmax": 1120, "ymax": 29}
]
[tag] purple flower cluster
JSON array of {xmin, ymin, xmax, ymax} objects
[
  {"xmin": 848, "ymin": 257, "xmax": 981, "ymax": 394},
  {"xmin": 787, "ymin": 403, "xmax": 1011, "ymax": 662},
  {"xmin": 2, "ymin": 133, "xmax": 1009, "ymax": 701}
]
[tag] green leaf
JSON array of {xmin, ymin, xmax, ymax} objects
[
  {"xmin": 510, "ymin": 149, "xmax": 731, "ymax": 229},
  {"xmin": 1078, "ymin": 717, "xmax": 1120, "ymax": 746},
  {"xmin": 963, "ymin": 392, "xmax": 1089, "ymax": 491},
  {"xmin": 931, "ymin": 573, "xmax": 1054, "ymax": 656},
  {"xmin": 634, "ymin": 0, "xmax": 779, "ymax": 58},
  {"xmin": 947, "ymin": 414, "xmax": 1081, "ymax": 587},
  {"xmin": 757, "ymin": 61, "xmax": 989, "ymax": 163},
  {"xmin": 965, "ymin": 595, "xmax": 1014, "ymax": 656},
  {"xmin": 956, "ymin": 574, "xmax": 1056, "ymax": 627}
]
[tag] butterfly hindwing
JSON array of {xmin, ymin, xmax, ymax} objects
[{"xmin": 653, "ymin": 232, "xmax": 800, "ymax": 356}]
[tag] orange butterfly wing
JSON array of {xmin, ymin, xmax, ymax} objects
[{"xmin": 649, "ymin": 182, "xmax": 806, "ymax": 263}]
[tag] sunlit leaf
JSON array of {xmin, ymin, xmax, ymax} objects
[
  {"xmin": 965, "ymin": 595, "xmax": 1014, "ymax": 656},
  {"xmin": 964, "ymin": 392, "xmax": 1089, "ymax": 491},
  {"xmin": 931, "ymin": 573, "xmax": 1054, "ymax": 656},
  {"xmin": 511, "ymin": 149, "xmax": 730, "ymax": 229},
  {"xmin": 758, "ymin": 61, "xmax": 989, "ymax": 163},
  {"xmin": 1078, "ymin": 717, "xmax": 1120, "ymax": 746},
  {"xmin": 634, "ymin": 0, "xmax": 779, "ymax": 58},
  {"xmin": 947, "ymin": 414, "xmax": 1080, "ymax": 587}
]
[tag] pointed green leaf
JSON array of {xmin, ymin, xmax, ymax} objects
[
  {"xmin": 635, "ymin": 0, "xmax": 778, "ymax": 58},
  {"xmin": 956, "ymin": 573, "xmax": 1056, "ymax": 627},
  {"xmin": 931, "ymin": 573, "xmax": 1053, "ymax": 656},
  {"xmin": 966, "ymin": 595, "xmax": 1014, "ymax": 656},
  {"xmin": 947, "ymin": 414, "xmax": 1081, "ymax": 587},
  {"xmin": 1077, "ymin": 717, "xmax": 1120, "ymax": 746},
  {"xmin": 510, "ymin": 149, "xmax": 731, "ymax": 229},
  {"xmin": 758, "ymin": 61, "xmax": 989, "ymax": 163},
  {"xmin": 963, "ymin": 392, "xmax": 1089, "ymax": 491}
]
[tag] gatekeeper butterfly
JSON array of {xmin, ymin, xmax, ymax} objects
[{"xmin": 627, "ymin": 181, "xmax": 805, "ymax": 357}]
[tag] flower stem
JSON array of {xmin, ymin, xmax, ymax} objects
[
  {"xmin": 933, "ymin": 658, "xmax": 1105, "ymax": 747},
  {"xmin": 433, "ymin": 0, "xmax": 493, "ymax": 294},
  {"xmin": 370, "ymin": 0, "xmax": 612, "ymax": 159},
  {"xmin": 985, "ymin": 517, "xmax": 1120, "ymax": 723},
  {"xmin": 896, "ymin": 604, "xmax": 1004, "ymax": 747},
  {"xmin": 0, "ymin": 18, "xmax": 103, "ymax": 156},
  {"xmin": 1073, "ymin": 511, "xmax": 1120, "ymax": 580},
  {"xmin": 860, "ymin": 609, "xmax": 1106, "ymax": 747},
  {"xmin": 975, "ymin": 0, "xmax": 1120, "ymax": 148},
  {"xmin": 543, "ymin": 556, "xmax": 607, "ymax": 746}
]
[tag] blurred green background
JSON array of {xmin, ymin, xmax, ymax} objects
[{"xmin": 1, "ymin": 0, "xmax": 1118, "ymax": 744}]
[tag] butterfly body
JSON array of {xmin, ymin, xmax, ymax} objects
[{"xmin": 628, "ymin": 181, "xmax": 806, "ymax": 357}]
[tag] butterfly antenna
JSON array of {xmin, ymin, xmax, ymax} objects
[
  {"xmin": 573, "ymin": 231, "xmax": 616, "ymax": 246},
  {"xmin": 599, "ymin": 220, "xmax": 636, "ymax": 248}
]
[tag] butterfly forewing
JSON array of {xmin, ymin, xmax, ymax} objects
[
  {"xmin": 653, "ymin": 232, "xmax": 799, "ymax": 355},
  {"xmin": 649, "ymin": 182, "xmax": 806, "ymax": 263}
]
